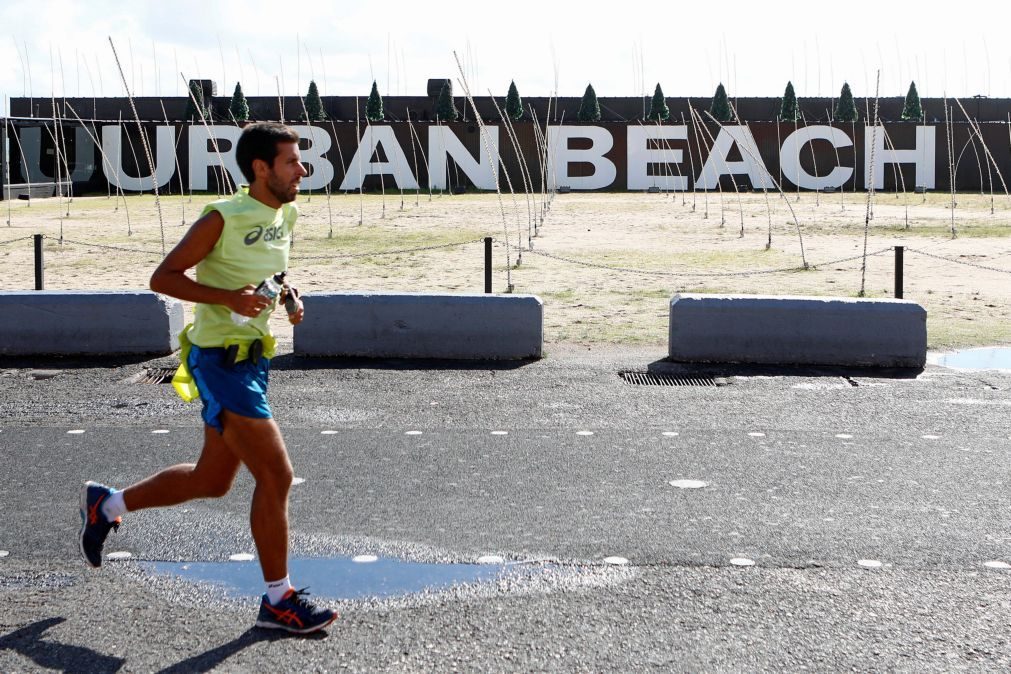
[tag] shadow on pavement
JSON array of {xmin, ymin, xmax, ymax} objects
[
  {"xmin": 271, "ymin": 353, "xmax": 538, "ymax": 372},
  {"xmin": 648, "ymin": 359, "xmax": 924, "ymax": 380},
  {"xmin": 155, "ymin": 627, "xmax": 327, "ymax": 673},
  {"xmin": 0, "ymin": 617, "xmax": 125, "ymax": 673},
  {"xmin": 0, "ymin": 354, "xmax": 156, "ymax": 370}
]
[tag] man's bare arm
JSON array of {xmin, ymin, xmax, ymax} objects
[{"xmin": 149, "ymin": 211, "xmax": 271, "ymax": 318}]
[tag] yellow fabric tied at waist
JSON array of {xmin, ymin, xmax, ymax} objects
[
  {"xmin": 172, "ymin": 324, "xmax": 199, "ymax": 402},
  {"xmin": 171, "ymin": 323, "xmax": 277, "ymax": 403}
]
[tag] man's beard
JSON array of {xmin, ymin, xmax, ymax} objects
[{"xmin": 267, "ymin": 173, "xmax": 298, "ymax": 204}]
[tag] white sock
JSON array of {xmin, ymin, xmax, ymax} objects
[
  {"xmin": 266, "ymin": 576, "xmax": 293, "ymax": 605},
  {"xmin": 101, "ymin": 490, "xmax": 127, "ymax": 521}
]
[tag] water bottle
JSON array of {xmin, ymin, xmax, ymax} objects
[
  {"xmin": 283, "ymin": 284, "xmax": 300, "ymax": 316},
  {"xmin": 231, "ymin": 271, "xmax": 286, "ymax": 325}
]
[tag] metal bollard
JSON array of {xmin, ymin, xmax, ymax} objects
[
  {"xmin": 894, "ymin": 246, "xmax": 904, "ymax": 299},
  {"xmin": 34, "ymin": 234, "xmax": 44, "ymax": 290},
  {"xmin": 484, "ymin": 237, "xmax": 492, "ymax": 293}
]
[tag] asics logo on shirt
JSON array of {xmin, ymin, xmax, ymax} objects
[{"xmin": 244, "ymin": 225, "xmax": 285, "ymax": 246}]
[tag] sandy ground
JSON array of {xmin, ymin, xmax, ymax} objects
[{"xmin": 1, "ymin": 187, "xmax": 1009, "ymax": 350}]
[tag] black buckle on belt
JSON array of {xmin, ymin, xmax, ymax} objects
[
  {"xmin": 248, "ymin": 339, "xmax": 264, "ymax": 364},
  {"xmin": 224, "ymin": 344, "xmax": 240, "ymax": 367}
]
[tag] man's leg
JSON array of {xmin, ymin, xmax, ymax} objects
[
  {"xmin": 218, "ymin": 409, "xmax": 293, "ymax": 583},
  {"xmin": 121, "ymin": 425, "xmax": 242, "ymax": 510},
  {"xmin": 217, "ymin": 410, "xmax": 336, "ymax": 633},
  {"xmin": 80, "ymin": 425, "xmax": 242, "ymax": 568}
]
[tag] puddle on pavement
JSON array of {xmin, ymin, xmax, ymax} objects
[
  {"xmin": 141, "ymin": 556, "xmax": 552, "ymax": 600},
  {"xmin": 930, "ymin": 347, "xmax": 1011, "ymax": 371}
]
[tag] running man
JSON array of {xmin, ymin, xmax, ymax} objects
[{"xmin": 79, "ymin": 122, "xmax": 337, "ymax": 634}]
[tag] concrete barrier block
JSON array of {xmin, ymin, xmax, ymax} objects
[
  {"xmin": 669, "ymin": 294, "xmax": 927, "ymax": 368},
  {"xmin": 0, "ymin": 291, "xmax": 184, "ymax": 356},
  {"xmin": 295, "ymin": 292, "xmax": 543, "ymax": 360}
]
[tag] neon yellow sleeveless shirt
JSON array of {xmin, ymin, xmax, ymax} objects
[{"xmin": 187, "ymin": 187, "xmax": 297, "ymax": 348}]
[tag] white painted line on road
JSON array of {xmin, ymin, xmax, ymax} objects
[
  {"xmin": 748, "ymin": 432, "xmax": 765, "ymax": 437},
  {"xmin": 291, "ymin": 477, "xmax": 305, "ymax": 485},
  {"xmin": 662, "ymin": 431, "xmax": 679, "ymax": 437},
  {"xmin": 107, "ymin": 551, "xmax": 132, "ymax": 560},
  {"xmin": 946, "ymin": 399, "xmax": 1011, "ymax": 406},
  {"xmin": 603, "ymin": 556, "xmax": 629, "ymax": 565},
  {"xmin": 730, "ymin": 557, "xmax": 755, "ymax": 567},
  {"xmin": 577, "ymin": 431, "xmax": 594, "ymax": 436},
  {"xmin": 857, "ymin": 559, "xmax": 882, "ymax": 568},
  {"xmin": 321, "ymin": 430, "xmax": 338, "ymax": 435},
  {"xmin": 669, "ymin": 479, "xmax": 708, "ymax": 489},
  {"xmin": 353, "ymin": 555, "xmax": 378, "ymax": 563},
  {"xmin": 405, "ymin": 430, "xmax": 423, "ymax": 436},
  {"xmin": 67, "ymin": 429, "xmax": 85, "ymax": 434},
  {"xmin": 477, "ymin": 555, "xmax": 505, "ymax": 564},
  {"xmin": 921, "ymin": 435, "xmax": 941, "ymax": 440},
  {"xmin": 151, "ymin": 430, "xmax": 170, "ymax": 434},
  {"xmin": 229, "ymin": 553, "xmax": 255, "ymax": 562},
  {"xmin": 835, "ymin": 434, "xmax": 853, "ymax": 439},
  {"xmin": 491, "ymin": 431, "xmax": 508, "ymax": 436},
  {"xmin": 984, "ymin": 561, "xmax": 1011, "ymax": 570},
  {"xmin": 792, "ymin": 382, "xmax": 848, "ymax": 390}
]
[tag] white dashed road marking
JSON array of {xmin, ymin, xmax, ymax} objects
[{"xmin": 669, "ymin": 480, "xmax": 708, "ymax": 489}]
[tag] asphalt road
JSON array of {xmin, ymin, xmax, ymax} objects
[{"xmin": 1, "ymin": 345, "xmax": 1009, "ymax": 672}]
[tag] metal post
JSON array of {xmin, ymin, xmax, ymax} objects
[
  {"xmin": 894, "ymin": 245, "xmax": 904, "ymax": 299},
  {"xmin": 34, "ymin": 234, "xmax": 44, "ymax": 290},
  {"xmin": 484, "ymin": 237, "xmax": 492, "ymax": 293}
]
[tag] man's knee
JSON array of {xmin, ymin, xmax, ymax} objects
[
  {"xmin": 255, "ymin": 461, "xmax": 293, "ymax": 495},
  {"xmin": 200, "ymin": 477, "xmax": 234, "ymax": 499}
]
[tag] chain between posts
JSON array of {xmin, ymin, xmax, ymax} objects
[
  {"xmin": 905, "ymin": 247, "xmax": 1011, "ymax": 275},
  {"xmin": 523, "ymin": 247, "xmax": 894, "ymax": 279},
  {"xmin": 289, "ymin": 237, "xmax": 488, "ymax": 261},
  {"xmin": 57, "ymin": 237, "xmax": 164, "ymax": 256},
  {"xmin": 0, "ymin": 236, "xmax": 34, "ymax": 247}
]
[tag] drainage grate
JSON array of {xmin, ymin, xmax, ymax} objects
[
  {"xmin": 619, "ymin": 371, "xmax": 720, "ymax": 387},
  {"xmin": 135, "ymin": 367, "xmax": 176, "ymax": 385}
]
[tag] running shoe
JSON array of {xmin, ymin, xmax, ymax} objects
[
  {"xmin": 78, "ymin": 481, "xmax": 121, "ymax": 568},
  {"xmin": 255, "ymin": 588, "xmax": 338, "ymax": 634}
]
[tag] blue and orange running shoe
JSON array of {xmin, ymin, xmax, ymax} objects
[
  {"xmin": 255, "ymin": 588, "xmax": 338, "ymax": 634},
  {"xmin": 78, "ymin": 481, "xmax": 121, "ymax": 568}
]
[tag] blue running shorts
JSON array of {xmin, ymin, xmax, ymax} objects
[{"xmin": 187, "ymin": 344, "xmax": 273, "ymax": 433}]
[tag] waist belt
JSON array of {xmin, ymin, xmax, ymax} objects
[{"xmin": 171, "ymin": 324, "xmax": 277, "ymax": 403}]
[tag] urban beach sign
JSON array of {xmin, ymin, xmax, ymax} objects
[{"xmin": 14, "ymin": 123, "xmax": 940, "ymax": 192}]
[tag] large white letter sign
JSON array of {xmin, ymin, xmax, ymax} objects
[
  {"xmin": 19, "ymin": 126, "xmax": 98, "ymax": 182},
  {"xmin": 865, "ymin": 125, "xmax": 935, "ymax": 189},
  {"xmin": 289, "ymin": 125, "xmax": 334, "ymax": 191},
  {"xmin": 340, "ymin": 126, "xmax": 418, "ymax": 190},
  {"xmin": 101, "ymin": 125, "xmax": 176, "ymax": 190},
  {"xmin": 780, "ymin": 126, "xmax": 854, "ymax": 190},
  {"xmin": 695, "ymin": 125, "xmax": 774, "ymax": 189},
  {"xmin": 427, "ymin": 126, "xmax": 499, "ymax": 190},
  {"xmin": 627, "ymin": 126, "xmax": 689, "ymax": 190},
  {"xmin": 187, "ymin": 125, "xmax": 244, "ymax": 190},
  {"xmin": 546, "ymin": 126, "xmax": 617, "ymax": 190}
]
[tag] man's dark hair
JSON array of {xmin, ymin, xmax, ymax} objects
[{"xmin": 235, "ymin": 122, "xmax": 300, "ymax": 182}]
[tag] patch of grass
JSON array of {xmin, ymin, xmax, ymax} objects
[
  {"xmin": 541, "ymin": 289, "xmax": 577, "ymax": 301},
  {"xmin": 927, "ymin": 316, "xmax": 1011, "ymax": 350}
]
